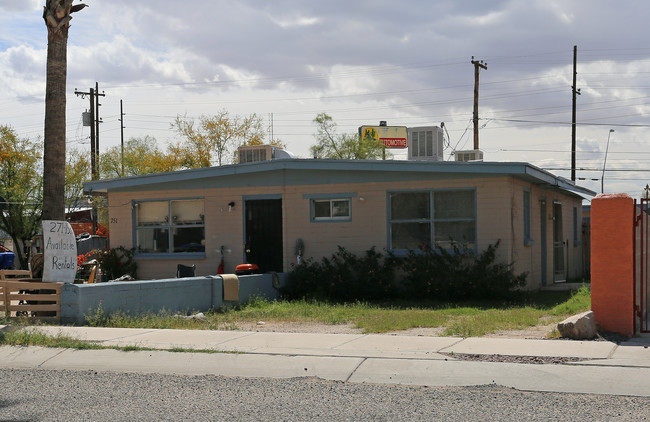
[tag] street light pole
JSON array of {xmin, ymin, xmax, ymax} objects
[{"xmin": 601, "ymin": 129, "xmax": 615, "ymax": 193}]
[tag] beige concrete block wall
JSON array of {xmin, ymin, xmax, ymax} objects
[
  {"xmin": 106, "ymin": 177, "xmax": 585, "ymax": 286},
  {"xmin": 510, "ymin": 179, "xmax": 542, "ymax": 288},
  {"xmin": 110, "ymin": 188, "xmax": 254, "ymax": 279},
  {"xmin": 282, "ymin": 182, "xmax": 388, "ymax": 269},
  {"xmin": 472, "ymin": 177, "xmax": 515, "ymax": 267},
  {"xmin": 509, "ymin": 179, "xmax": 586, "ymax": 289},
  {"xmin": 107, "ymin": 193, "xmax": 134, "ymax": 250},
  {"xmin": 277, "ymin": 177, "xmax": 514, "ymax": 274}
]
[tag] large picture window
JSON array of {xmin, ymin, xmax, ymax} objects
[
  {"xmin": 134, "ymin": 199, "xmax": 205, "ymax": 255},
  {"xmin": 389, "ymin": 189, "xmax": 476, "ymax": 251}
]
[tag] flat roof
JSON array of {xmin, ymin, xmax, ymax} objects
[{"xmin": 83, "ymin": 159, "xmax": 597, "ymax": 199}]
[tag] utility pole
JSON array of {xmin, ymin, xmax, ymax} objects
[
  {"xmin": 75, "ymin": 87, "xmax": 95, "ymax": 178},
  {"xmin": 119, "ymin": 99, "xmax": 125, "ymax": 176},
  {"xmin": 74, "ymin": 83, "xmax": 105, "ymax": 180},
  {"xmin": 471, "ymin": 57, "xmax": 487, "ymax": 150},
  {"xmin": 94, "ymin": 82, "xmax": 103, "ymax": 180},
  {"xmin": 571, "ymin": 45, "xmax": 581, "ymax": 182},
  {"xmin": 74, "ymin": 83, "xmax": 105, "ymax": 234}
]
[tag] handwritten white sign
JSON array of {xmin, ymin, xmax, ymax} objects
[{"xmin": 42, "ymin": 220, "xmax": 77, "ymax": 283}]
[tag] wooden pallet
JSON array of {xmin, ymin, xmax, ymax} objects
[
  {"xmin": 0, "ymin": 280, "xmax": 62, "ymax": 322},
  {"xmin": 0, "ymin": 269, "xmax": 32, "ymax": 280}
]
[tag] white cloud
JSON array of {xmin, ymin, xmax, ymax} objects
[
  {"xmin": 456, "ymin": 10, "xmax": 507, "ymax": 26},
  {"xmin": 0, "ymin": 0, "xmax": 40, "ymax": 12},
  {"xmin": 537, "ymin": 1, "xmax": 576, "ymax": 24},
  {"xmin": 3, "ymin": 0, "xmax": 650, "ymax": 196},
  {"xmin": 67, "ymin": 35, "xmax": 195, "ymax": 86},
  {"xmin": 0, "ymin": 44, "xmax": 45, "ymax": 100},
  {"xmin": 270, "ymin": 14, "xmax": 320, "ymax": 29}
]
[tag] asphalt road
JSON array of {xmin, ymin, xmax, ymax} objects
[{"xmin": 1, "ymin": 368, "xmax": 648, "ymax": 421}]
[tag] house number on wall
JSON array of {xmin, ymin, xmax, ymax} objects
[{"xmin": 111, "ymin": 218, "xmax": 118, "ymax": 224}]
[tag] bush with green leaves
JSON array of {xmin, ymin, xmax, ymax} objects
[
  {"xmin": 101, "ymin": 246, "xmax": 137, "ymax": 280},
  {"xmin": 81, "ymin": 246, "xmax": 137, "ymax": 281},
  {"xmin": 395, "ymin": 240, "xmax": 527, "ymax": 301},
  {"xmin": 285, "ymin": 241, "xmax": 527, "ymax": 302},
  {"xmin": 282, "ymin": 246, "xmax": 395, "ymax": 301}
]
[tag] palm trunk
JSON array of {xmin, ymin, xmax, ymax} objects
[
  {"xmin": 42, "ymin": 31, "xmax": 68, "ymax": 221},
  {"xmin": 42, "ymin": 1, "xmax": 86, "ymax": 221}
]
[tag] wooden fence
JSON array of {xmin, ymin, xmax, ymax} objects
[
  {"xmin": 0, "ymin": 270, "xmax": 32, "ymax": 280},
  {"xmin": 0, "ymin": 270, "xmax": 62, "ymax": 322}
]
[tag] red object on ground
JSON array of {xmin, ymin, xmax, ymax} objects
[
  {"xmin": 235, "ymin": 263, "xmax": 260, "ymax": 275},
  {"xmin": 217, "ymin": 258, "xmax": 225, "ymax": 274}
]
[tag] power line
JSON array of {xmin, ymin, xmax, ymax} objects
[
  {"xmin": 544, "ymin": 167, "xmax": 650, "ymax": 172},
  {"xmin": 486, "ymin": 118, "xmax": 650, "ymax": 128},
  {"xmin": 498, "ymin": 148, "xmax": 650, "ymax": 155}
]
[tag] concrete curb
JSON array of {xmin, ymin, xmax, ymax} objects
[
  {"xmin": 1, "ymin": 325, "xmax": 649, "ymax": 397},
  {"xmin": 1, "ymin": 345, "xmax": 649, "ymax": 397}
]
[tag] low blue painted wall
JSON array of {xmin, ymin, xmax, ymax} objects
[{"xmin": 60, "ymin": 273, "xmax": 288, "ymax": 325}]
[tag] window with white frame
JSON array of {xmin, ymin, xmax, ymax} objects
[
  {"xmin": 389, "ymin": 189, "xmax": 476, "ymax": 251},
  {"xmin": 134, "ymin": 198, "xmax": 205, "ymax": 254},
  {"xmin": 312, "ymin": 198, "xmax": 351, "ymax": 221}
]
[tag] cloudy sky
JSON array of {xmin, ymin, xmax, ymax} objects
[{"xmin": 2, "ymin": 0, "xmax": 650, "ymax": 197}]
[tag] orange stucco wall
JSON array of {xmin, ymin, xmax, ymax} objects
[{"xmin": 591, "ymin": 193, "xmax": 635, "ymax": 336}]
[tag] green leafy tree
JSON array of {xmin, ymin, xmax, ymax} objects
[
  {"xmin": 100, "ymin": 136, "xmax": 183, "ymax": 178},
  {"xmin": 42, "ymin": 0, "xmax": 87, "ymax": 221},
  {"xmin": 310, "ymin": 113, "xmax": 386, "ymax": 160},
  {"xmin": 92, "ymin": 136, "xmax": 183, "ymax": 235},
  {"xmin": 170, "ymin": 110, "xmax": 266, "ymax": 167},
  {"xmin": 0, "ymin": 126, "xmax": 43, "ymax": 269},
  {"xmin": 65, "ymin": 147, "xmax": 90, "ymax": 212}
]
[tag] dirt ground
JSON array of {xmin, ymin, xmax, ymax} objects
[
  {"xmin": 231, "ymin": 320, "xmax": 595, "ymax": 365},
  {"xmin": 229, "ymin": 320, "xmax": 559, "ymax": 339}
]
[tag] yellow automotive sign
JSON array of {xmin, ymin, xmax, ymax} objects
[{"xmin": 360, "ymin": 125, "xmax": 407, "ymax": 148}]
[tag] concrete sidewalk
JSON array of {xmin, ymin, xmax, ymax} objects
[{"xmin": 1, "ymin": 325, "xmax": 649, "ymax": 397}]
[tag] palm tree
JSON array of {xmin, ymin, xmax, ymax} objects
[{"xmin": 42, "ymin": 0, "xmax": 86, "ymax": 221}]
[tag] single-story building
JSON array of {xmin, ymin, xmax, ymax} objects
[{"xmin": 83, "ymin": 158, "xmax": 595, "ymax": 290}]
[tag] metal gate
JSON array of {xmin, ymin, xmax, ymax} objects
[{"xmin": 633, "ymin": 198, "xmax": 650, "ymax": 333}]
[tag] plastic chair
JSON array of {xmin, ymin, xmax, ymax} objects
[{"xmin": 176, "ymin": 264, "xmax": 196, "ymax": 278}]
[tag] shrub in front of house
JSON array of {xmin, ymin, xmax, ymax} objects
[
  {"xmin": 78, "ymin": 246, "xmax": 137, "ymax": 281},
  {"xmin": 284, "ymin": 241, "xmax": 527, "ymax": 302},
  {"xmin": 282, "ymin": 246, "xmax": 396, "ymax": 302},
  {"xmin": 395, "ymin": 240, "xmax": 528, "ymax": 301}
]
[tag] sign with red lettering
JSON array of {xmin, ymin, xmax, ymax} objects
[{"xmin": 360, "ymin": 126, "xmax": 408, "ymax": 148}]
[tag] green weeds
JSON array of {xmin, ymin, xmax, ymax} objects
[
  {"xmin": 73, "ymin": 285, "xmax": 591, "ymax": 337},
  {"xmin": 0, "ymin": 327, "xmax": 240, "ymax": 354}
]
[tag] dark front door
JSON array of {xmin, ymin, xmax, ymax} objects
[{"xmin": 244, "ymin": 199, "xmax": 283, "ymax": 272}]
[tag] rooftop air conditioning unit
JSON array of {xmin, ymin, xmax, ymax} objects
[
  {"xmin": 455, "ymin": 149, "xmax": 484, "ymax": 162},
  {"xmin": 407, "ymin": 126, "xmax": 444, "ymax": 161},
  {"xmin": 238, "ymin": 145, "xmax": 295, "ymax": 164}
]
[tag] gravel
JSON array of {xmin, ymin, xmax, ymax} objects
[
  {"xmin": 233, "ymin": 321, "xmax": 629, "ymax": 365},
  {"xmin": 0, "ymin": 368, "xmax": 648, "ymax": 421},
  {"xmin": 440, "ymin": 352, "xmax": 585, "ymax": 365}
]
